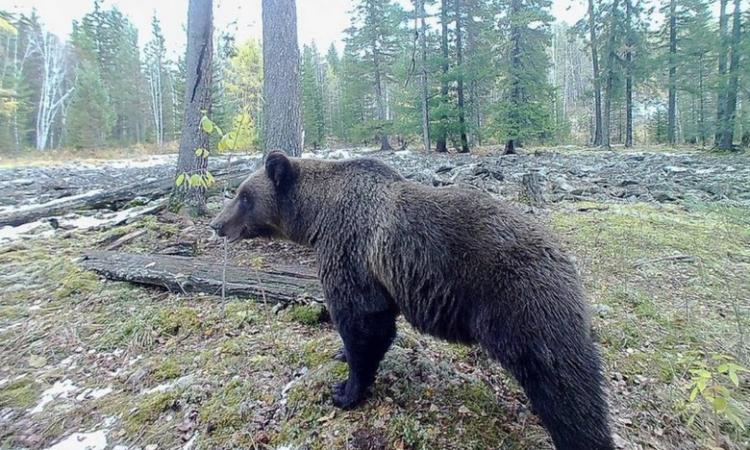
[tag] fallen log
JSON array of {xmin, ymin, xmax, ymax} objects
[
  {"xmin": 80, "ymin": 250, "xmax": 324, "ymax": 305},
  {"xmin": 0, "ymin": 158, "xmax": 259, "ymax": 228}
]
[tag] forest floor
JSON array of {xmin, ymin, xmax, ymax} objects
[{"xmin": 0, "ymin": 146, "xmax": 748, "ymax": 450}]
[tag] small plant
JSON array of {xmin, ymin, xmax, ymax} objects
[
  {"xmin": 681, "ymin": 353, "xmax": 748, "ymax": 443},
  {"xmin": 174, "ymin": 111, "xmax": 255, "ymax": 190}
]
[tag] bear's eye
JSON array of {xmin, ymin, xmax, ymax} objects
[{"xmin": 241, "ymin": 192, "xmax": 252, "ymax": 205}]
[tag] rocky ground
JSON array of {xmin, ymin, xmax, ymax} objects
[
  {"xmin": 0, "ymin": 147, "xmax": 748, "ymax": 450},
  {"xmin": 1, "ymin": 148, "xmax": 749, "ymax": 212}
]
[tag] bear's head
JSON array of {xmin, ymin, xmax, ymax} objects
[{"xmin": 209, "ymin": 150, "xmax": 298, "ymax": 242}]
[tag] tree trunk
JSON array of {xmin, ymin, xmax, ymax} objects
[
  {"xmin": 373, "ymin": 53, "xmax": 392, "ymax": 151},
  {"xmin": 171, "ymin": 0, "xmax": 213, "ymax": 216},
  {"xmin": 719, "ymin": 0, "xmax": 742, "ymax": 150},
  {"xmin": 435, "ymin": 0, "xmax": 450, "ymax": 153},
  {"xmin": 417, "ymin": 0, "xmax": 431, "ymax": 152},
  {"xmin": 667, "ymin": 0, "xmax": 676, "ymax": 145},
  {"xmin": 455, "ymin": 0, "xmax": 469, "ymax": 153},
  {"xmin": 624, "ymin": 0, "xmax": 633, "ymax": 148},
  {"xmin": 261, "ymin": 0, "xmax": 302, "ymax": 156},
  {"xmin": 465, "ymin": 0, "xmax": 481, "ymax": 146},
  {"xmin": 715, "ymin": 0, "xmax": 729, "ymax": 146},
  {"xmin": 602, "ymin": 0, "xmax": 620, "ymax": 149},
  {"xmin": 698, "ymin": 54, "xmax": 705, "ymax": 146},
  {"xmin": 587, "ymin": 0, "xmax": 603, "ymax": 146}
]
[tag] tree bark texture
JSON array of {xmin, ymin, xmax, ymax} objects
[
  {"xmin": 454, "ymin": 0, "xmax": 469, "ymax": 153},
  {"xmin": 719, "ymin": 0, "xmax": 742, "ymax": 150},
  {"xmin": 587, "ymin": 0, "xmax": 603, "ymax": 146},
  {"xmin": 262, "ymin": 0, "xmax": 303, "ymax": 156},
  {"xmin": 417, "ymin": 0, "xmax": 431, "ymax": 152},
  {"xmin": 602, "ymin": 0, "xmax": 620, "ymax": 149},
  {"xmin": 171, "ymin": 0, "xmax": 213, "ymax": 216},
  {"xmin": 435, "ymin": 0, "xmax": 450, "ymax": 153},
  {"xmin": 624, "ymin": 0, "xmax": 633, "ymax": 148},
  {"xmin": 81, "ymin": 250, "xmax": 324, "ymax": 305},
  {"xmin": 667, "ymin": 0, "xmax": 676, "ymax": 145},
  {"xmin": 715, "ymin": 0, "xmax": 729, "ymax": 146}
]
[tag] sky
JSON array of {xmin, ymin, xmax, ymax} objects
[
  {"xmin": 6, "ymin": 0, "xmax": 591, "ymax": 57},
  {"xmin": 5, "ymin": 0, "xmax": 720, "ymax": 59}
]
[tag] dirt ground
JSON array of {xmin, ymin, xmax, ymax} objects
[{"xmin": 0, "ymin": 147, "xmax": 748, "ymax": 450}]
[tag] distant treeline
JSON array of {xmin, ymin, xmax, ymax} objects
[{"xmin": 0, "ymin": 0, "xmax": 746, "ymax": 153}]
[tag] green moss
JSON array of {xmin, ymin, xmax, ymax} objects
[
  {"xmin": 55, "ymin": 265, "xmax": 100, "ymax": 299},
  {"xmin": 125, "ymin": 391, "xmax": 179, "ymax": 431},
  {"xmin": 286, "ymin": 304, "xmax": 326, "ymax": 326},
  {"xmin": 223, "ymin": 301, "xmax": 259, "ymax": 329},
  {"xmin": 218, "ymin": 337, "xmax": 249, "ymax": 356},
  {"xmin": 387, "ymin": 414, "xmax": 429, "ymax": 449},
  {"xmin": 198, "ymin": 379, "xmax": 254, "ymax": 431},
  {"xmin": 153, "ymin": 306, "xmax": 200, "ymax": 335},
  {"xmin": 153, "ymin": 357, "xmax": 181, "ymax": 381},
  {"xmin": 0, "ymin": 378, "xmax": 40, "ymax": 408}
]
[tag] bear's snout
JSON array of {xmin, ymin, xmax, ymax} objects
[{"xmin": 209, "ymin": 218, "xmax": 226, "ymax": 236}]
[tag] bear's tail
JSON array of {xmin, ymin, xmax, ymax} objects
[{"xmin": 482, "ymin": 325, "xmax": 615, "ymax": 450}]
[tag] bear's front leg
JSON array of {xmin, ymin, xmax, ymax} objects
[{"xmin": 329, "ymin": 308, "xmax": 396, "ymax": 409}]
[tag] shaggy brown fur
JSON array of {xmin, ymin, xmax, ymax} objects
[{"xmin": 210, "ymin": 150, "xmax": 614, "ymax": 450}]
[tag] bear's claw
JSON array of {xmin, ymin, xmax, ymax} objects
[{"xmin": 331, "ymin": 381, "xmax": 363, "ymax": 409}]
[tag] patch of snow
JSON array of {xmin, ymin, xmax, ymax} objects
[
  {"xmin": 276, "ymin": 445, "xmax": 297, "ymax": 450},
  {"xmin": 301, "ymin": 152, "xmax": 316, "ymax": 159},
  {"xmin": 104, "ymin": 154, "xmax": 176, "ymax": 169},
  {"xmin": 0, "ymin": 322, "xmax": 22, "ymax": 334},
  {"xmin": 43, "ymin": 430, "xmax": 108, "ymax": 450},
  {"xmin": 0, "ymin": 378, "xmax": 8, "ymax": 387},
  {"xmin": 2, "ymin": 189, "xmax": 104, "ymax": 214},
  {"xmin": 75, "ymin": 386, "xmax": 113, "ymax": 402},
  {"xmin": 0, "ymin": 221, "xmax": 50, "ymax": 243},
  {"xmin": 183, "ymin": 433, "xmax": 198, "ymax": 450},
  {"xmin": 30, "ymin": 380, "xmax": 78, "ymax": 414},
  {"xmin": 142, "ymin": 374, "xmax": 194, "ymax": 395},
  {"xmin": 326, "ymin": 149, "xmax": 352, "ymax": 160}
]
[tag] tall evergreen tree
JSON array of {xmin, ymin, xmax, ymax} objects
[
  {"xmin": 345, "ymin": 0, "xmax": 406, "ymax": 150},
  {"xmin": 496, "ymin": 0, "xmax": 554, "ymax": 151},
  {"xmin": 300, "ymin": 43, "xmax": 326, "ymax": 148}
]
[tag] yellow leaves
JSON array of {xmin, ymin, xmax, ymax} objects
[{"xmin": 0, "ymin": 17, "xmax": 17, "ymax": 36}]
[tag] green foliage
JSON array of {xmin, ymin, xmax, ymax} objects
[
  {"xmin": 64, "ymin": 59, "xmax": 115, "ymax": 148},
  {"xmin": 301, "ymin": 43, "xmax": 326, "ymax": 148},
  {"xmin": 681, "ymin": 354, "xmax": 748, "ymax": 433},
  {"xmin": 493, "ymin": 0, "xmax": 555, "ymax": 145}
]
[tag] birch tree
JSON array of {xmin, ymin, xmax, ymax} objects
[{"xmin": 28, "ymin": 30, "xmax": 73, "ymax": 150}]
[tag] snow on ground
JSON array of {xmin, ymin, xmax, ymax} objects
[
  {"xmin": 43, "ymin": 430, "xmax": 109, "ymax": 450},
  {"xmin": 30, "ymin": 380, "xmax": 78, "ymax": 414}
]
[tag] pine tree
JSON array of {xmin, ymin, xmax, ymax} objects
[
  {"xmin": 496, "ymin": 0, "xmax": 555, "ymax": 151},
  {"xmin": 345, "ymin": 0, "xmax": 407, "ymax": 150},
  {"xmin": 301, "ymin": 43, "xmax": 326, "ymax": 148},
  {"xmin": 65, "ymin": 59, "xmax": 114, "ymax": 148}
]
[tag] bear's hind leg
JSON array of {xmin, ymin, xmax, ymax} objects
[
  {"xmin": 331, "ymin": 308, "xmax": 396, "ymax": 409},
  {"xmin": 482, "ymin": 329, "xmax": 614, "ymax": 450}
]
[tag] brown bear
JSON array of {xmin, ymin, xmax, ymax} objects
[{"xmin": 210, "ymin": 150, "xmax": 614, "ymax": 450}]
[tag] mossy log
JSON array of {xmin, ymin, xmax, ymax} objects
[{"xmin": 81, "ymin": 250, "xmax": 324, "ymax": 305}]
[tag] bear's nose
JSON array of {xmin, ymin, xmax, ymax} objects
[{"xmin": 209, "ymin": 220, "xmax": 225, "ymax": 236}]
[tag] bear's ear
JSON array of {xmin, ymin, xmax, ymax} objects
[{"xmin": 265, "ymin": 150, "xmax": 297, "ymax": 189}]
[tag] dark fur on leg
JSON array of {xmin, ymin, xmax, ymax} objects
[{"xmin": 330, "ymin": 309, "xmax": 396, "ymax": 409}]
